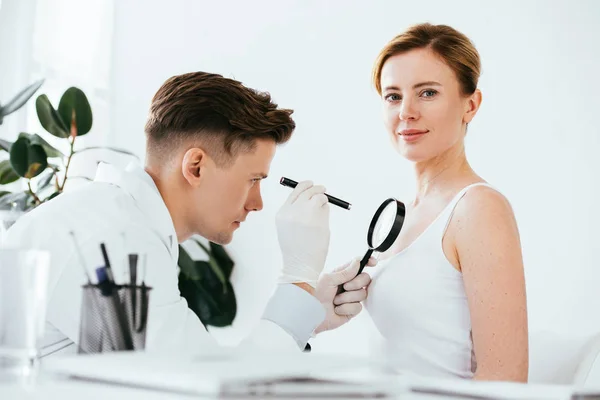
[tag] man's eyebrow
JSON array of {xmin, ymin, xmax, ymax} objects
[{"xmin": 382, "ymin": 81, "xmax": 442, "ymax": 92}]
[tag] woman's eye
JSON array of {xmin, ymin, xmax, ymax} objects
[
  {"xmin": 384, "ymin": 93, "xmax": 401, "ymax": 102},
  {"xmin": 421, "ymin": 89, "xmax": 438, "ymax": 98}
]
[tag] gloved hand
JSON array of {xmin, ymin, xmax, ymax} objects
[
  {"xmin": 276, "ymin": 181, "xmax": 330, "ymax": 288},
  {"xmin": 313, "ymin": 256, "xmax": 377, "ymax": 334}
]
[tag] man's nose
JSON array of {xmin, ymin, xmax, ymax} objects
[{"xmin": 246, "ymin": 186, "xmax": 263, "ymax": 212}]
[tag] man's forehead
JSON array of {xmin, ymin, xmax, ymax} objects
[{"xmin": 232, "ymin": 141, "xmax": 275, "ymax": 174}]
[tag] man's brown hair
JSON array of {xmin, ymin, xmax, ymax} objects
[{"xmin": 144, "ymin": 72, "xmax": 296, "ymax": 166}]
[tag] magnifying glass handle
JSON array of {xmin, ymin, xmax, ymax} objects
[
  {"xmin": 336, "ymin": 249, "xmax": 373, "ymax": 295},
  {"xmin": 357, "ymin": 249, "xmax": 374, "ymax": 276}
]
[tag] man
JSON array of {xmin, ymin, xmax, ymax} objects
[{"xmin": 4, "ymin": 72, "xmax": 372, "ymax": 356}]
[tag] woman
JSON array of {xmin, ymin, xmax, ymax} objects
[{"xmin": 362, "ymin": 23, "xmax": 528, "ymax": 382}]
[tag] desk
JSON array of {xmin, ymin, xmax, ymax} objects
[
  {"xmin": 0, "ymin": 374, "xmax": 486, "ymax": 400},
  {"xmin": 0, "ymin": 352, "xmax": 582, "ymax": 400},
  {"xmin": 1, "ymin": 375, "xmax": 192, "ymax": 400},
  {"xmin": 0, "ymin": 372, "xmax": 583, "ymax": 400}
]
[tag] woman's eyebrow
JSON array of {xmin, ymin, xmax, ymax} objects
[{"xmin": 383, "ymin": 81, "xmax": 442, "ymax": 92}]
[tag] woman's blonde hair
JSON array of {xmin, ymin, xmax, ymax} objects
[{"xmin": 372, "ymin": 23, "xmax": 481, "ymax": 96}]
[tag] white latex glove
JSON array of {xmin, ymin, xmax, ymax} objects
[
  {"xmin": 276, "ymin": 180, "xmax": 330, "ymax": 288},
  {"xmin": 313, "ymin": 256, "xmax": 377, "ymax": 334}
]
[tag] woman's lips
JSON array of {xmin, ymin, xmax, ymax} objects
[{"xmin": 399, "ymin": 129, "xmax": 428, "ymax": 142}]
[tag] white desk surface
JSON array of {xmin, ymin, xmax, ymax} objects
[
  {"xmin": 0, "ymin": 351, "xmax": 583, "ymax": 400},
  {"xmin": 0, "ymin": 375, "xmax": 488, "ymax": 400},
  {"xmin": 0, "ymin": 372, "xmax": 583, "ymax": 400}
]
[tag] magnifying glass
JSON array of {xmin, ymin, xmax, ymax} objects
[{"xmin": 337, "ymin": 198, "xmax": 406, "ymax": 294}]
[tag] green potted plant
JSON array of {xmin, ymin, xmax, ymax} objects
[
  {"xmin": 178, "ymin": 238, "xmax": 237, "ymax": 328},
  {"xmin": 0, "ymin": 81, "xmax": 237, "ymax": 328},
  {"xmin": 0, "ymin": 81, "xmax": 138, "ymax": 209}
]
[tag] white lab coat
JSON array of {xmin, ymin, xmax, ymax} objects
[{"xmin": 3, "ymin": 162, "xmax": 325, "ymax": 356}]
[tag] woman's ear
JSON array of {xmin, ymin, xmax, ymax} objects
[{"xmin": 463, "ymin": 88, "xmax": 482, "ymax": 124}]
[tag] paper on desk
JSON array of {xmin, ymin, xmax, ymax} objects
[
  {"xmin": 408, "ymin": 376, "xmax": 581, "ymax": 400},
  {"xmin": 43, "ymin": 348, "xmax": 398, "ymax": 397},
  {"xmin": 44, "ymin": 349, "xmax": 600, "ymax": 399}
]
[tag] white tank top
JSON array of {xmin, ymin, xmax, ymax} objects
[{"xmin": 364, "ymin": 183, "xmax": 497, "ymax": 379}]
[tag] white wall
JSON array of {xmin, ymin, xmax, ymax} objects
[{"xmin": 110, "ymin": 0, "xmax": 600, "ymax": 353}]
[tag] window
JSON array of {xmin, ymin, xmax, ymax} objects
[{"xmin": 26, "ymin": 0, "xmax": 115, "ymax": 181}]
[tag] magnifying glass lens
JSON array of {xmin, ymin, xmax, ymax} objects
[
  {"xmin": 337, "ymin": 197, "xmax": 406, "ymax": 295},
  {"xmin": 371, "ymin": 202, "xmax": 398, "ymax": 247}
]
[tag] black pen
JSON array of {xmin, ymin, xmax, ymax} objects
[
  {"xmin": 279, "ymin": 177, "xmax": 352, "ymax": 210},
  {"xmin": 128, "ymin": 253, "xmax": 138, "ymax": 327},
  {"xmin": 100, "ymin": 243, "xmax": 117, "ymax": 284},
  {"xmin": 99, "ymin": 243, "xmax": 135, "ymax": 350},
  {"xmin": 135, "ymin": 254, "xmax": 149, "ymax": 333}
]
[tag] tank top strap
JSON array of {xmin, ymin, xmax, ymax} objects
[{"xmin": 436, "ymin": 182, "xmax": 499, "ymax": 236}]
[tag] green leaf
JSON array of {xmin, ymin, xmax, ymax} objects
[
  {"xmin": 0, "ymin": 191, "xmax": 32, "ymax": 211},
  {"xmin": 178, "ymin": 244, "xmax": 203, "ymax": 280},
  {"xmin": 36, "ymin": 95, "xmax": 69, "ymax": 138},
  {"xmin": 36, "ymin": 170, "xmax": 55, "ymax": 190},
  {"xmin": 194, "ymin": 240, "xmax": 227, "ymax": 287},
  {"xmin": 178, "ymin": 272, "xmax": 237, "ymax": 328},
  {"xmin": 44, "ymin": 191, "xmax": 60, "ymax": 202},
  {"xmin": 0, "ymin": 139, "xmax": 12, "ymax": 153},
  {"xmin": 9, "ymin": 136, "xmax": 48, "ymax": 179},
  {"xmin": 0, "ymin": 79, "xmax": 44, "ymax": 119},
  {"xmin": 177, "ymin": 245, "xmax": 237, "ymax": 327},
  {"xmin": 209, "ymin": 242, "xmax": 234, "ymax": 279},
  {"xmin": 18, "ymin": 133, "xmax": 64, "ymax": 158},
  {"xmin": 58, "ymin": 87, "xmax": 92, "ymax": 136},
  {"xmin": 0, "ymin": 160, "xmax": 20, "ymax": 184},
  {"xmin": 178, "ymin": 276, "xmax": 213, "ymax": 328}
]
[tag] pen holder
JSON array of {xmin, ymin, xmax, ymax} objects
[{"xmin": 78, "ymin": 284, "xmax": 152, "ymax": 354}]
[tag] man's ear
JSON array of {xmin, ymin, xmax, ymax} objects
[{"xmin": 181, "ymin": 147, "xmax": 208, "ymax": 186}]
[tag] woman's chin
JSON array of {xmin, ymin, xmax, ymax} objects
[{"xmin": 394, "ymin": 146, "xmax": 430, "ymax": 163}]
